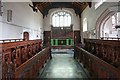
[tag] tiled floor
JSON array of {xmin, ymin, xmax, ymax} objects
[{"xmin": 38, "ymin": 49, "xmax": 88, "ymax": 79}]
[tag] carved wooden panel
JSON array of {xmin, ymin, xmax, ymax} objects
[
  {"xmin": 74, "ymin": 30, "xmax": 81, "ymax": 45},
  {"xmin": 74, "ymin": 46, "xmax": 120, "ymax": 79},
  {"xmin": 84, "ymin": 39, "xmax": 120, "ymax": 68},
  {"xmin": 44, "ymin": 31, "xmax": 51, "ymax": 45},
  {"xmin": 51, "ymin": 26, "xmax": 73, "ymax": 39},
  {"xmin": 15, "ymin": 48, "xmax": 21, "ymax": 67},
  {"xmin": 1, "ymin": 39, "xmax": 46, "ymax": 79},
  {"xmin": 2, "ymin": 49, "xmax": 14, "ymax": 78}
]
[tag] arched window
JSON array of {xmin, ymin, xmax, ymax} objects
[
  {"xmin": 112, "ymin": 12, "xmax": 120, "ymax": 29},
  {"xmin": 52, "ymin": 11, "xmax": 71, "ymax": 27}
]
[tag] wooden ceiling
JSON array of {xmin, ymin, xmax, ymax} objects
[{"xmin": 31, "ymin": 2, "xmax": 91, "ymax": 17}]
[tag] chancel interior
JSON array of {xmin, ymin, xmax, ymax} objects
[{"xmin": 0, "ymin": 0, "xmax": 120, "ymax": 79}]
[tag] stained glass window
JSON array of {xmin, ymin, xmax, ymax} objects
[{"xmin": 52, "ymin": 11, "xmax": 71, "ymax": 27}]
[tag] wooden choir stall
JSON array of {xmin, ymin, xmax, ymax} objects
[
  {"xmin": 74, "ymin": 39, "xmax": 120, "ymax": 79},
  {"xmin": 0, "ymin": 39, "xmax": 51, "ymax": 79}
]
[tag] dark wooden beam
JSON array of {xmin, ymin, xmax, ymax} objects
[
  {"xmin": 87, "ymin": 2, "xmax": 92, "ymax": 8},
  {"xmin": 33, "ymin": 2, "xmax": 89, "ymax": 17}
]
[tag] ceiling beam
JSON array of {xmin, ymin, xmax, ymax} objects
[{"xmin": 32, "ymin": 2, "xmax": 89, "ymax": 18}]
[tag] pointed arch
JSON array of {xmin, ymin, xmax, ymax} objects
[{"xmin": 95, "ymin": 8, "xmax": 116, "ymax": 39}]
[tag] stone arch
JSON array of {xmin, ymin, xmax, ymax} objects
[{"xmin": 95, "ymin": 7, "xmax": 117, "ymax": 39}]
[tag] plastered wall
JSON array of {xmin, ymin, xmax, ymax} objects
[
  {"xmin": 43, "ymin": 8, "xmax": 80, "ymax": 31},
  {"xmin": 81, "ymin": 2, "xmax": 119, "ymax": 42},
  {"xmin": 1, "ymin": 2, "xmax": 43, "ymax": 40}
]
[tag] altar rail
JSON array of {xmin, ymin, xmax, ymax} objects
[
  {"xmin": 84, "ymin": 39, "xmax": 120, "ymax": 68},
  {"xmin": 74, "ymin": 46, "xmax": 120, "ymax": 79},
  {"xmin": 0, "ymin": 39, "xmax": 50, "ymax": 79}
]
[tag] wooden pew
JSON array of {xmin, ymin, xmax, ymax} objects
[
  {"xmin": 84, "ymin": 39, "xmax": 120, "ymax": 68},
  {"xmin": 1, "ymin": 39, "xmax": 50, "ymax": 79},
  {"xmin": 74, "ymin": 46, "xmax": 120, "ymax": 79},
  {"xmin": 14, "ymin": 47, "xmax": 50, "ymax": 78}
]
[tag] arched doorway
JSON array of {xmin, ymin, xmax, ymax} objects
[{"xmin": 23, "ymin": 32, "xmax": 29, "ymax": 41}]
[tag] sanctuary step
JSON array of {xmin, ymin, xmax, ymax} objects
[{"xmin": 51, "ymin": 49, "xmax": 74, "ymax": 54}]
